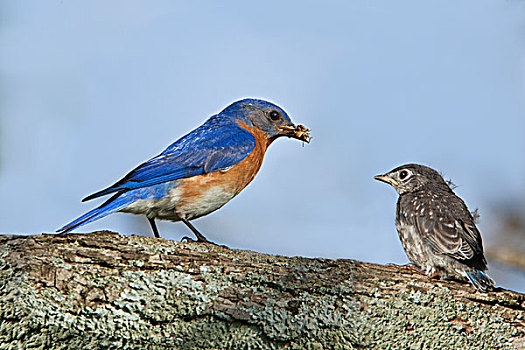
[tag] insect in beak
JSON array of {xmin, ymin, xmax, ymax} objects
[{"xmin": 278, "ymin": 124, "xmax": 311, "ymax": 143}]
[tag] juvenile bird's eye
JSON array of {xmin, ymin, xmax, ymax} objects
[
  {"xmin": 399, "ymin": 170, "xmax": 409, "ymax": 180},
  {"xmin": 269, "ymin": 110, "xmax": 280, "ymax": 121}
]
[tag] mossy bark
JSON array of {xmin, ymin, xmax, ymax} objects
[{"xmin": 0, "ymin": 231, "xmax": 523, "ymax": 349}]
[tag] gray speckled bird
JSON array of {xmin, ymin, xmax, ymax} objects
[{"xmin": 374, "ymin": 164, "xmax": 495, "ymax": 292}]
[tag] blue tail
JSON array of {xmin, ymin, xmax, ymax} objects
[
  {"xmin": 465, "ymin": 270, "xmax": 495, "ymax": 292},
  {"xmin": 57, "ymin": 194, "xmax": 132, "ymax": 234}
]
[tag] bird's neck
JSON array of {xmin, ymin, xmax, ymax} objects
[{"xmin": 236, "ymin": 121, "xmax": 272, "ymax": 150}]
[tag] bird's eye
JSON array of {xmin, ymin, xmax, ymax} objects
[
  {"xmin": 399, "ymin": 170, "xmax": 409, "ymax": 180},
  {"xmin": 269, "ymin": 110, "xmax": 280, "ymax": 121}
]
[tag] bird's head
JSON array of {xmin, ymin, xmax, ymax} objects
[
  {"xmin": 374, "ymin": 163, "xmax": 450, "ymax": 195},
  {"xmin": 221, "ymin": 99, "xmax": 311, "ymax": 144}
]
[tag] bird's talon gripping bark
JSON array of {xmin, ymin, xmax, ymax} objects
[{"xmin": 427, "ymin": 271, "xmax": 440, "ymax": 279}]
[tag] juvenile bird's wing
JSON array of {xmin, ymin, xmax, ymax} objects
[
  {"xmin": 414, "ymin": 200, "xmax": 483, "ymax": 261},
  {"xmin": 83, "ymin": 119, "xmax": 256, "ymax": 201}
]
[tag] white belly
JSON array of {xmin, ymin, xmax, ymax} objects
[
  {"xmin": 396, "ymin": 221, "xmax": 465, "ymax": 278},
  {"xmin": 120, "ymin": 185, "xmax": 237, "ymax": 221},
  {"xmin": 175, "ymin": 185, "xmax": 237, "ymax": 220},
  {"xmin": 396, "ymin": 222, "xmax": 431, "ymax": 271}
]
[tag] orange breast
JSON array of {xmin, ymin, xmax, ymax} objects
[{"xmin": 174, "ymin": 122, "xmax": 270, "ymax": 220}]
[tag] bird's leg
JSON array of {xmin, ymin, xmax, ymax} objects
[
  {"xmin": 405, "ymin": 263, "xmax": 427, "ymax": 275},
  {"xmin": 148, "ymin": 217, "xmax": 160, "ymax": 238},
  {"xmin": 388, "ymin": 263, "xmax": 426, "ymax": 275},
  {"xmin": 181, "ymin": 218, "xmax": 211, "ymax": 243}
]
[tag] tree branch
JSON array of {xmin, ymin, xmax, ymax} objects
[{"xmin": 1, "ymin": 232, "xmax": 523, "ymax": 349}]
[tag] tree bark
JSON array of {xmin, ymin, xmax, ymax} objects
[{"xmin": 0, "ymin": 231, "xmax": 523, "ymax": 349}]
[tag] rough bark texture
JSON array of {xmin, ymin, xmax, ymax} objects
[{"xmin": 0, "ymin": 231, "xmax": 524, "ymax": 349}]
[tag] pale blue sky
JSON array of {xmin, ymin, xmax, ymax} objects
[{"xmin": 1, "ymin": 1, "xmax": 524, "ymax": 291}]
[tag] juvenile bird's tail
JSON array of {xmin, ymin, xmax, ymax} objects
[
  {"xmin": 57, "ymin": 194, "xmax": 131, "ymax": 234},
  {"xmin": 465, "ymin": 270, "xmax": 495, "ymax": 292}
]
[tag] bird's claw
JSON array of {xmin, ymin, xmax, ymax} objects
[
  {"xmin": 180, "ymin": 235, "xmax": 227, "ymax": 248},
  {"xmin": 388, "ymin": 263, "xmax": 426, "ymax": 275},
  {"xmin": 181, "ymin": 236, "xmax": 196, "ymax": 243},
  {"xmin": 427, "ymin": 271, "xmax": 440, "ymax": 279}
]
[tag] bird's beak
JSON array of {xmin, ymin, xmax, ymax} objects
[
  {"xmin": 278, "ymin": 124, "xmax": 311, "ymax": 143},
  {"xmin": 374, "ymin": 174, "xmax": 398, "ymax": 187}
]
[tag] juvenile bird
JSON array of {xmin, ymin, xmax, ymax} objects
[
  {"xmin": 58, "ymin": 99, "xmax": 310, "ymax": 243},
  {"xmin": 374, "ymin": 164, "xmax": 495, "ymax": 292}
]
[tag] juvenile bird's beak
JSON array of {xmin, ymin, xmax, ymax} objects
[
  {"xmin": 374, "ymin": 174, "xmax": 398, "ymax": 187},
  {"xmin": 278, "ymin": 124, "xmax": 311, "ymax": 143}
]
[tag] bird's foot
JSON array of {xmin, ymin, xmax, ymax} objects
[
  {"xmin": 180, "ymin": 235, "xmax": 206, "ymax": 243},
  {"xmin": 180, "ymin": 236, "xmax": 228, "ymax": 248},
  {"xmin": 388, "ymin": 263, "xmax": 426, "ymax": 275},
  {"xmin": 427, "ymin": 271, "xmax": 440, "ymax": 279}
]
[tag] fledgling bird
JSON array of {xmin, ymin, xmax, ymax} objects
[
  {"xmin": 58, "ymin": 99, "xmax": 311, "ymax": 243},
  {"xmin": 374, "ymin": 164, "xmax": 495, "ymax": 292}
]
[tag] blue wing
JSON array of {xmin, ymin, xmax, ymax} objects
[{"xmin": 83, "ymin": 116, "xmax": 256, "ymax": 201}]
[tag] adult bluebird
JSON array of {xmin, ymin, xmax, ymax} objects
[
  {"xmin": 58, "ymin": 99, "xmax": 311, "ymax": 243},
  {"xmin": 374, "ymin": 164, "xmax": 495, "ymax": 292}
]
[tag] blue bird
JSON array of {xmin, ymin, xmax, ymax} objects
[{"xmin": 58, "ymin": 99, "xmax": 311, "ymax": 243}]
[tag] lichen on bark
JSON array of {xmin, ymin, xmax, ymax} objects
[{"xmin": 0, "ymin": 231, "xmax": 523, "ymax": 349}]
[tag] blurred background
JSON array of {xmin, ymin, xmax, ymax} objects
[{"xmin": 1, "ymin": 1, "xmax": 524, "ymax": 292}]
